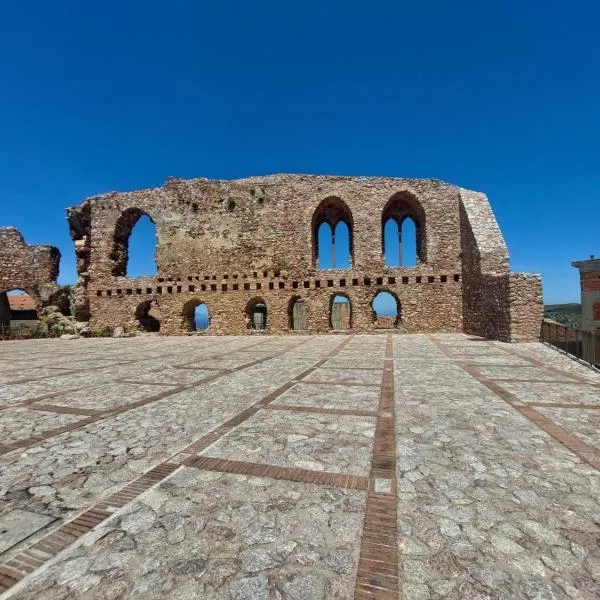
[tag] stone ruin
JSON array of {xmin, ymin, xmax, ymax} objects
[
  {"xmin": 0, "ymin": 227, "xmax": 61, "ymax": 326},
  {"xmin": 1, "ymin": 174, "xmax": 543, "ymax": 340}
]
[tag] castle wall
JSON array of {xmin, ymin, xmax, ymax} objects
[{"xmin": 66, "ymin": 174, "xmax": 542, "ymax": 340}]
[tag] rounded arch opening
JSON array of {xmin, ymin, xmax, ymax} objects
[
  {"xmin": 288, "ymin": 296, "xmax": 308, "ymax": 331},
  {"xmin": 382, "ymin": 192, "xmax": 425, "ymax": 267},
  {"xmin": 135, "ymin": 300, "xmax": 161, "ymax": 332},
  {"xmin": 312, "ymin": 197, "xmax": 354, "ymax": 270},
  {"xmin": 371, "ymin": 290, "xmax": 402, "ymax": 328},
  {"xmin": 182, "ymin": 299, "xmax": 210, "ymax": 332},
  {"xmin": 246, "ymin": 297, "xmax": 267, "ymax": 330},
  {"xmin": 330, "ymin": 294, "xmax": 352, "ymax": 330},
  {"xmin": 111, "ymin": 208, "xmax": 158, "ymax": 277},
  {"xmin": 0, "ymin": 289, "xmax": 39, "ymax": 328}
]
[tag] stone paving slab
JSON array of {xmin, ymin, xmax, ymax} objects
[
  {"xmin": 203, "ymin": 410, "xmax": 376, "ymax": 476},
  {"xmin": 500, "ymin": 381, "xmax": 600, "ymax": 406},
  {"xmin": 304, "ymin": 367, "xmax": 383, "ymax": 386},
  {"xmin": 273, "ymin": 382, "xmax": 380, "ymax": 411},
  {"xmin": 7, "ymin": 469, "xmax": 366, "ymax": 600},
  {"xmin": 40, "ymin": 382, "xmax": 183, "ymax": 412},
  {"xmin": 536, "ymin": 408, "xmax": 600, "ymax": 452},
  {"xmin": 1, "ymin": 333, "xmax": 600, "ymax": 599},
  {"xmin": 0, "ymin": 408, "xmax": 82, "ymax": 445}
]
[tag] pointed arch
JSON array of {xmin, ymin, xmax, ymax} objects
[
  {"xmin": 111, "ymin": 208, "xmax": 158, "ymax": 277},
  {"xmin": 312, "ymin": 197, "xmax": 354, "ymax": 269},
  {"xmin": 382, "ymin": 192, "xmax": 425, "ymax": 267}
]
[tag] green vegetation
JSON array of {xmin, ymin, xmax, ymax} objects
[{"xmin": 544, "ymin": 303, "xmax": 581, "ymax": 328}]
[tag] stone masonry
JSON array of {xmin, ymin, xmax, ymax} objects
[
  {"xmin": 63, "ymin": 174, "xmax": 541, "ymax": 340},
  {"xmin": 0, "ymin": 228, "xmax": 60, "ymax": 325}
]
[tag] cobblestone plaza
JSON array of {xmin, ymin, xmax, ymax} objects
[{"xmin": 0, "ymin": 334, "xmax": 599, "ymax": 599}]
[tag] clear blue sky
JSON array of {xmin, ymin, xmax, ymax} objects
[{"xmin": 1, "ymin": 1, "xmax": 598, "ymax": 304}]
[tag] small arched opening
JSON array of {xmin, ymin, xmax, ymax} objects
[
  {"xmin": 182, "ymin": 299, "xmax": 210, "ymax": 332},
  {"xmin": 312, "ymin": 197, "xmax": 354, "ymax": 270},
  {"xmin": 330, "ymin": 294, "xmax": 351, "ymax": 330},
  {"xmin": 0, "ymin": 289, "xmax": 39, "ymax": 328},
  {"xmin": 111, "ymin": 208, "xmax": 158, "ymax": 277},
  {"xmin": 246, "ymin": 298, "xmax": 267, "ymax": 330},
  {"xmin": 382, "ymin": 192, "xmax": 425, "ymax": 267},
  {"xmin": 135, "ymin": 300, "xmax": 160, "ymax": 332},
  {"xmin": 288, "ymin": 296, "xmax": 308, "ymax": 331},
  {"xmin": 371, "ymin": 291, "xmax": 401, "ymax": 328}
]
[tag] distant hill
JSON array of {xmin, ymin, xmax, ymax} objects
[{"xmin": 544, "ymin": 303, "xmax": 581, "ymax": 328}]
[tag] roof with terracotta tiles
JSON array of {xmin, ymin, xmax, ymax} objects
[{"xmin": 8, "ymin": 293, "xmax": 36, "ymax": 311}]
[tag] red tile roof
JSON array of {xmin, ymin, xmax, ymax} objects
[{"xmin": 8, "ymin": 293, "xmax": 37, "ymax": 311}]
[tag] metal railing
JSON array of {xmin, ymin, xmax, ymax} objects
[{"xmin": 540, "ymin": 320, "xmax": 600, "ymax": 368}]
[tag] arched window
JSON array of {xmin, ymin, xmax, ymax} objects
[
  {"xmin": 194, "ymin": 304, "xmax": 210, "ymax": 331},
  {"xmin": 135, "ymin": 300, "xmax": 160, "ymax": 332},
  {"xmin": 382, "ymin": 192, "xmax": 425, "ymax": 267},
  {"xmin": 289, "ymin": 297, "xmax": 307, "ymax": 330},
  {"xmin": 0, "ymin": 289, "xmax": 38, "ymax": 327},
  {"xmin": 372, "ymin": 291, "xmax": 401, "ymax": 328},
  {"xmin": 182, "ymin": 300, "xmax": 210, "ymax": 332},
  {"xmin": 317, "ymin": 222, "xmax": 333, "ymax": 269},
  {"xmin": 312, "ymin": 197, "xmax": 353, "ymax": 269},
  {"xmin": 330, "ymin": 294, "xmax": 351, "ymax": 330},
  {"xmin": 246, "ymin": 298, "xmax": 267, "ymax": 330},
  {"xmin": 111, "ymin": 209, "xmax": 157, "ymax": 277}
]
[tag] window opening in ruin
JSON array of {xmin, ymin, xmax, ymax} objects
[
  {"xmin": 194, "ymin": 303, "xmax": 210, "ymax": 331},
  {"xmin": 382, "ymin": 192, "xmax": 424, "ymax": 267},
  {"xmin": 246, "ymin": 298, "xmax": 267, "ymax": 330},
  {"xmin": 383, "ymin": 217, "xmax": 418, "ymax": 267},
  {"xmin": 135, "ymin": 300, "xmax": 160, "ymax": 332},
  {"xmin": 330, "ymin": 295, "xmax": 351, "ymax": 330},
  {"xmin": 289, "ymin": 297, "xmax": 308, "ymax": 330},
  {"xmin": 0, "ymin": 289, "xmax": 38, "ymax": 328},
  {"xmin": 313, "ymin": 197, "xmax": 353, "ymax": 270},
  {"xmin": 112, "ymin": 210, "xmax": 157, "ymax": 278},
  {"xmin": 372, "ymin": 291, "xmax": 401, "ymax": 328},
  {"xmin": 317, "ymin": 222, "xmax": 333, "ymax": 269},
  {"xmin": 594, "ymin": 301, "xmax": 600, "ymax": 321}
]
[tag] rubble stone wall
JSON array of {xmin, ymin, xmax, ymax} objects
[
  {"xmin": 0, "ymin": 227, "xmax": 60, "ymax": 305},
  {"xmin": 66, "ymin": 174, "xmax": 542, "ymax": 341}
]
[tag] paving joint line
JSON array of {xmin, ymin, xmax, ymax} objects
[
  {"xmin": 428, "ymin": 336, "xmax": 600, "ymax": 472},
  {"xmin": 490, "ymin": 341, "xmax": 600, "ymax": 384},
  {"xmin": 0, "ymin": 336, "xmax": 341, "ymax": 594},
  {"xmin": 354, "ymin": 333, "xmax": 399, "ymax": 599},
  {"xmin": 0, "ymin": 338, "xmax": 312, "ymax": 456}
]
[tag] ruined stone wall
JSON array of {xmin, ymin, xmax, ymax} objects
[
  {"xmin": 89, "ymin": 278, "xmax": 464, "ymax": 335},
  {"xmin": 67, "ymin": 174, "xmax": 541, "ymax": 340},
  {"xmin": 459, "ymin": 189, "xmax": 542, "ymax": 342},
  {"xmin": 0, "ymin": 227, "xmax": 60, "ymax": 303},
  {"xmin": 508, "ymin": 274, "xmax": 543, "ymax": 342}
]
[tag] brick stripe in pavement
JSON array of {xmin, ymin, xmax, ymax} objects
[
  {"xmin": 354, "ymin": 334, "xmax": 400, "ymax": 600},
  {"xmin": 0, "ymin": 338, "xmax": 311, "ymax": 456},
  {"xmin": 429, "ymin": 336, "xmax": 600, "ymax": 473},
  {"xmin": 0, "ymin": 336, "xmax": 350, "ymax": 594}
]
